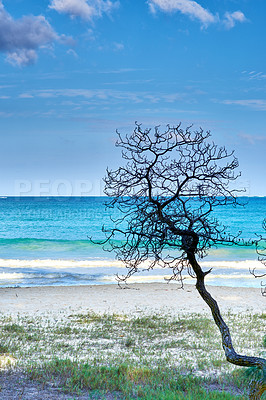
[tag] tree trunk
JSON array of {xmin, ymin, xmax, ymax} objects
[{"xmin": 187, "ymin": 251, "xmax": 266, "ymax": 399}]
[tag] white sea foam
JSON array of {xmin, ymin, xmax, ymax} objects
[
  {"xmin": 0, "ymin": 259, "xmax": 126, "ymax": 269},
  {"xmin": 101, "ymin": 272, "xmax": 262, "ymax": 287},
  {"xmin": 0, "ymin": 258, "xmax": 263, "ymax": 271},
  {"xmin": 0, "ymin": 272, "xmax": 24, "ymax": 280},
  {"xmin": 201, "ymin": 260, "xmax": 263, "ymax": 270},
  {"xmin": 0, "ymin": 259, "xmax": 263, "ymax": 288},
  {"xmin": 206, "ymin": 274, "xmax": 256, "ymax": 280},
  {"xmin": 101, "ymin": 274, "xmax": 193, "ymax": 283}
]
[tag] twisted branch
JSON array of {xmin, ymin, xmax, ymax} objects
[{"xmin": 100, "ymin": 123, "xmax": 265, "ymax": 398}]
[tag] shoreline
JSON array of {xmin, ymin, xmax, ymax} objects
[
  {"xmin": 0, "ymin": 258, "xmax": 264, "ymax": 289},
  {"xmin": 0, "ymin": 283, "xmax": 264, "ymax": 317}
]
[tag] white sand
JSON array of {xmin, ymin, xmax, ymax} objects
[{"xmin": 0, "ymin": 283, "xmax": 264, "ymax": 317}]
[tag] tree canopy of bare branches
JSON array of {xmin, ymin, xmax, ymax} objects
[
  {"xmin": 101, "ymin": 123, "xmax": 265, "ymax": 398},
  {"xmin": 253, "ymin": 218, "xmax": 266, "ymax": 296}
]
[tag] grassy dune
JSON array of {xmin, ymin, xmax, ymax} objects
[{"xmin": 0, "ymin": 310, "xmax": 265, "ymax": 399}]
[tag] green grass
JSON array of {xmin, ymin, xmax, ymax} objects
[
  {"xmin": 29, "ymin": 359, "xmax": 246, "ymax": 399},
  {"xmin": 3, "ymin": 323, "xmax": 25, "ymax": 334},
  {"xmin": 0, "ymin": 310, "xmax": 265, "ymax": 399}
]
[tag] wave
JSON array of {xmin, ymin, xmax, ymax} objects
[
  {"xmin": 200, "ymin": 260, "xmax": 262, "ymax": 270},
  {"xmin": 0, "ymin": 237, "xmax": 107, "ymax": 260},
  {"xmin": 0, "ymin": 258, "xmax": 125, "ymax": 269},
  {"xmin": 0, "ymin": 257, "xmax": 263, "ymax": 288},
  {"xmin": 0, "ymin": 272, "xmax": 24, "ymax": 280},
  {"xmin": 0, "ymin": 269, "xmax": 261, "ymax": 288},
  {"xmin": 0, "ymin": 237, "xmax": 260, "ymax": 263},
  {"xmin": 0, "ymin": 258, "xmax": 263, "ymax": 270},
  {"xmin": 0, "ymin": 237, "xmax": 259, "ymax": 249},
  {"xmin": 101, "ymin": 273, "xmax": 263, "ymax": 289},
  {"xmin": 0, "ymin": 237, "xmax": 97, "ymax": 248},
  {"xmin": 0, "ymin": 271, "xmax": 105, "ymax": 287}
]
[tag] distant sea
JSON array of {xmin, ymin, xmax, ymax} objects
[{"xmin": 0, "ymin": 196, "xmax": 265, "ymax": 288}]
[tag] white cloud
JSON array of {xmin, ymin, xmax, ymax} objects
[
  {"xmin": 19, "ymin": 88, "xmax": 185, "ymax": 104},
  {"xmin": 223, "ymin": 10, "xmax": 246, "ymax": 29},
  {"xmin": 19, "ymin": 93, "xmax": 34, "ymax": 99},
  {"xmin": 222, "ymin": 99, "xmax": 266, "ymax": 111},
  {"xmin": 49, "ymin": 0, "xmax": 119, "ymax": 21},
  {"xmin": 67, "ymin": 48, "xmax": 78, "ymax": 58},
  {"xmin": 113, "ymin": 42, "xmax": 124, "ymax": 51},
  {"xmin": 242, "ymin": 71, "xmax": 266, "ymax": 81},
  {"xmin": 0, "ymin": 2, "xmax": 58, "ymax": 66},
  {"xmin": 148, "ymin": 0, "xmax": 217, "ymax": 27},
  {"xmin": 238, "ymin": 133, "xmax": 266, "ymax": 145},
  {"xmin": 6, "ymin": 49, "xmax": 38, "ymax": 67},
  {"xmin": 148, "ymin": 0, "xmax": 247, "ymax": 29}
]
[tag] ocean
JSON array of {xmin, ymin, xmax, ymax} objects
[{"xmin": 0, "ymin": 196, "xmax": 265, "ymax": 288}]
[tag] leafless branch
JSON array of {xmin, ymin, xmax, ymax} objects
[{"xmin": 98, "ymin": 122, "xmax": 265, "ymax": 398}]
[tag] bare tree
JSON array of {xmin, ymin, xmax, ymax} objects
[
  {"xmin": 252, "ymin": 219, "xmax": 266, "ymax": 296},
  {"xmin": 101, "ymin": 123, "xmax": 266, "ymax": 399}
]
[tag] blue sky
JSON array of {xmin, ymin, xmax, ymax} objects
[{"xmin": 0, "ymin": 0, "xmax": 265, "ymax": 196}]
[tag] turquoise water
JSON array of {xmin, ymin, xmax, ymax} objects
[{"xmin": 0, "ymin": 196, "xmax": 265, "ymax": 288}]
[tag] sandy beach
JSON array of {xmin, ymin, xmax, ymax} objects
[{"xmin": 0, "ymin": 283, "xmax": 264, "ymax": 317}]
